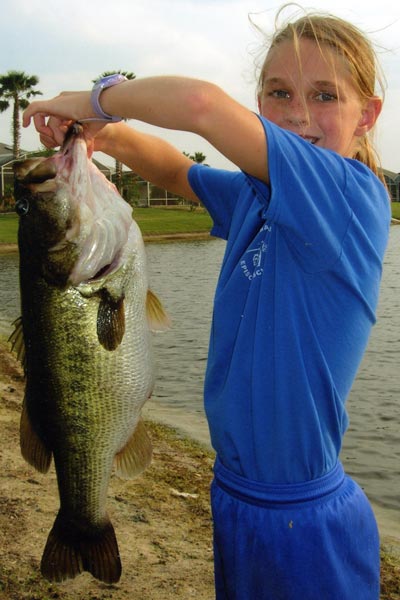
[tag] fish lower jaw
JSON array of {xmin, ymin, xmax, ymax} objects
[
  {"xmin": 70, "ymin": 252, "xmax": 123, "ymax": 287},
  {"xmin": 70, "ymin": 219, "xmax": 140, "ymax": 286}
]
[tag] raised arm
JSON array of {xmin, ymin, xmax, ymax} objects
[
  {"xmin": 97, "ymin": 77, "xmax": 268, "ymax": 180},
  {"xmin": 23, "ymin": 76, "xmax": 269, "ymax": 192}
]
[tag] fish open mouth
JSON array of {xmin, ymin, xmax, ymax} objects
[
  {"xmin": 57, "ymin": 126, "xmax": 133, "ymax": 286},
  {"xmin": 61, "ymin": 122, "xmax": 85, "ymax": 150},
  {"xmin": 14, "ymin": 123, "xmax": 133, "ymax": 287}
]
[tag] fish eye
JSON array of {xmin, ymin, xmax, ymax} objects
[{"xmin": 15, "ymin": 197, "xmax": 30, "ymax": 216}]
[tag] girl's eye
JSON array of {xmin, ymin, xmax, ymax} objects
[
  {"xmin": 269, "ymin": 89, "xmax": 290, "ymax": 99},
  {"xmin": 315, "ymin": 91, "xmax": 337, "ymax": 102}
]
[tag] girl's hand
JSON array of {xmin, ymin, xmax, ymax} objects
[
  {"xmin": 33, "ymin": 115, "xmax": 72, "ymax": 149},
  {"xmin": 23, "ymin": 90, "xmax": 100, "ymax": 150},
  {"xmin": 28, "ymin": 113, "xmax": 109, "ymax": 158},
  {"xmin": 23, "ymin": 89, "xmax": 115, "ymax": 156},
  {"xmin": 23, "ymin": 91, "xmax": 93, "ymax": 129}
]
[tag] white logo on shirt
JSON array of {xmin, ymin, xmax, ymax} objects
[{"xmin": 239, "ymin": 223, "xmax": 271, "ymax": 281}]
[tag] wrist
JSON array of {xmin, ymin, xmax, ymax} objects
[{"xmin": 92, "ymin": 122, "xmax": 125, "ymax": 154}]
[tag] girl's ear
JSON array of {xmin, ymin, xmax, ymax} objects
[{"xmin": 355, "ymin": 97, "xmax": 382, "ymax": 136}]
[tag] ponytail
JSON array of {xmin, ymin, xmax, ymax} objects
[{"xmin": 354, "ymin": 136, "xmax": 386, "ymax": 185}]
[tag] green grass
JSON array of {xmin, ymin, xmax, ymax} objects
[
  {"xmin": 1, "ymin": 203, "xmax": 399, "ymax": 245},
  {"xmin": 0, "ymin": 208, "xmax": 212, "ymax": 245},
  {"xmin": 392, "ymin": 202, "xmax": 400, "ymax": 220},
  {"xmin": 0, "ymin": 213, "xmax": 19, "ymax": 244},
  {"xmin": 132, "ymin": 207, "xmax": 212, "ymax": 236}
]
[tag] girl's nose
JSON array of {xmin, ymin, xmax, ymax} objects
[{"xmin": 285, "ymin": 98, "xmax": 310, "ymax": 127}]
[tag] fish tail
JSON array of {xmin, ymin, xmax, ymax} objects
[{"xmin": 40, "ymin": 511, "xmax": 122, "ymax": 583}]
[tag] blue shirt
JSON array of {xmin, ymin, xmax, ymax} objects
[{"xmin": 188, "ymin": 118, "xmax": 390, "ymax": 483}]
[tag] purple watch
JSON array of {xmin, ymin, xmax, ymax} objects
[{"xmin": 90, "ymin": 73, "xmax": 127, "ymax": 122}]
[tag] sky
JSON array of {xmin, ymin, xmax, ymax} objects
[{"xmin": 0, "ymin": 0, "xmax": 399, "ymax": 172}]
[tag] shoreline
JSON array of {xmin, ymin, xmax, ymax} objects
[
  {"xmin": 0, "ymin": 342, "xmax": 399, "ymax": 596},
  {"xmin": 1, "ymin": 334, "xmax": 399, "ymax": 544},
  {"xmin": 0, "ymin": 232, "xmax": 213, "ymax": 255},
  {"xmin": 0, "ymin": 217, "xmax": 398, "ymax": 254},
  {"xmin": 143, "ymin": 398, "xmax": 400, "ymax": 543},
  {"xmin": 0, "ymin": 337, "xmax": 398, "ymax": 547}
]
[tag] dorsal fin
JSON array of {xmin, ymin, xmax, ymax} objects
[{"xmin": 146, "ymin": 289, "xmax": 171, "ymax": 332}]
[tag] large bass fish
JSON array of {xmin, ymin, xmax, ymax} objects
[{"xmin": 11, "ymin": 123, "xmax": 169, "ymax": 584}]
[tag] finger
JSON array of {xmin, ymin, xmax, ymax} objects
[
  {"xmin": 39, "ymin": 133, "xmax": 60, "ymax": 149},
  {"xmin": 33, "ymin": 115, "xmax": 69, "ymax": 147},
  {"xmin": 32, "ymin": 113, "xmax": 55, "ymax": 137},
  {"xmin": 23, "ymin": 101, "xmax": 49, "ymax": 127},
  {"xmin": 47, "ymin": 116, "xmax": 70, "ymax": 146},
  {"xmin": 26, "ymin": 111, "xmax": 45, "ymax": 131}
]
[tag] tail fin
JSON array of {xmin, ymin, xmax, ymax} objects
[{"xmin": 40, "ymin": 511, "xmax": 122, "ymax": 583}]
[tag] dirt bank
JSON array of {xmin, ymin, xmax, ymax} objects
[
  {"xmin": 0, "ymin": 340, "xmax": 215, "ymax": 600},
  {"xmin": 0, "ymin": 340, "xmax": 399, "ymax": 599}
]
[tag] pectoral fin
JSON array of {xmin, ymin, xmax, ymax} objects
[
  {"xmin": 114, "ymin": 418, "xmax": 153, "ymax": 479},
  {"xmin": 146, "ymin": 289, "xmax": 171, "ymax": 332},
  {"xmin": 97, "ymin": 290, "xmax": 125, "ymax": 351},
  {"xmin": 20, "ymin": 398, "xmax": 52, "ymax": 473}
]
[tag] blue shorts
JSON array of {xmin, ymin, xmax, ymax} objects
[{"xmin": 211, "ymin": 459, "xmax": 379, "ymax": 600}]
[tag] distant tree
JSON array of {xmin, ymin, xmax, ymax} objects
[
  {"xmin": 0, "ymin": 70, "xmax": 42, "ymax": 158},
  {"xmin": 93, "ymin": 70, "xmax": 136, "ymax": 194},
  {"xmin": 183, "ymin": 151, "xmax": 208, "ymax": 165}
]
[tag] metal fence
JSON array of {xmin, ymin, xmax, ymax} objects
[{"xmin": 0, "ymin": 156, "xmax": 190, "ymax": 210}]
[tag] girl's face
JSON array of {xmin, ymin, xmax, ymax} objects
[{"xmin": 258, "ymin": 38, "xmax": 380, "ymax": 157}]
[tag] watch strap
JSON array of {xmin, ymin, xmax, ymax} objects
[{"xmin": 91, "ymin": 74, "xmax": 127, "ymax": 122}]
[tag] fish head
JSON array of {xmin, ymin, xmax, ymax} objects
[{"xmin": 14, "ymin": 123, "xmax": 133, "ymax": 287}]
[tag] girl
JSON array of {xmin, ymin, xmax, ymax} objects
[{"xmin": 23, "ymin": 8, "xmax": 391, "ymax": 599}]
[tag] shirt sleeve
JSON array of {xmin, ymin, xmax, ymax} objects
[{"xmin": 188, "ymin": 165, "xmax": 245, "ymax": 239}]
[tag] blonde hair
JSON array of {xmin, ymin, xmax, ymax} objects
[{"xmin": 256, "ymin": 7, "xmax": 385, "ymax": 178}]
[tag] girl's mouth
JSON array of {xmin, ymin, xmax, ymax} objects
[{"xmin": 301, "ymin": 135, "xmax": 319, "ymax": 145}]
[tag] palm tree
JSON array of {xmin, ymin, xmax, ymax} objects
[
  {"xmin": 0, "ymin": 70, "xmax": 42, "ymax": 158},
  {"xmin": 93, "ymin": 70, "xmax": 136, "ymax": 194},
  {"xmin": 192, "ymin": 152, "xmax": 208, "ymax": 165},
  {"xmin": 183, "ymin": 151, "xmax": 208, "ymax": 165}
]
